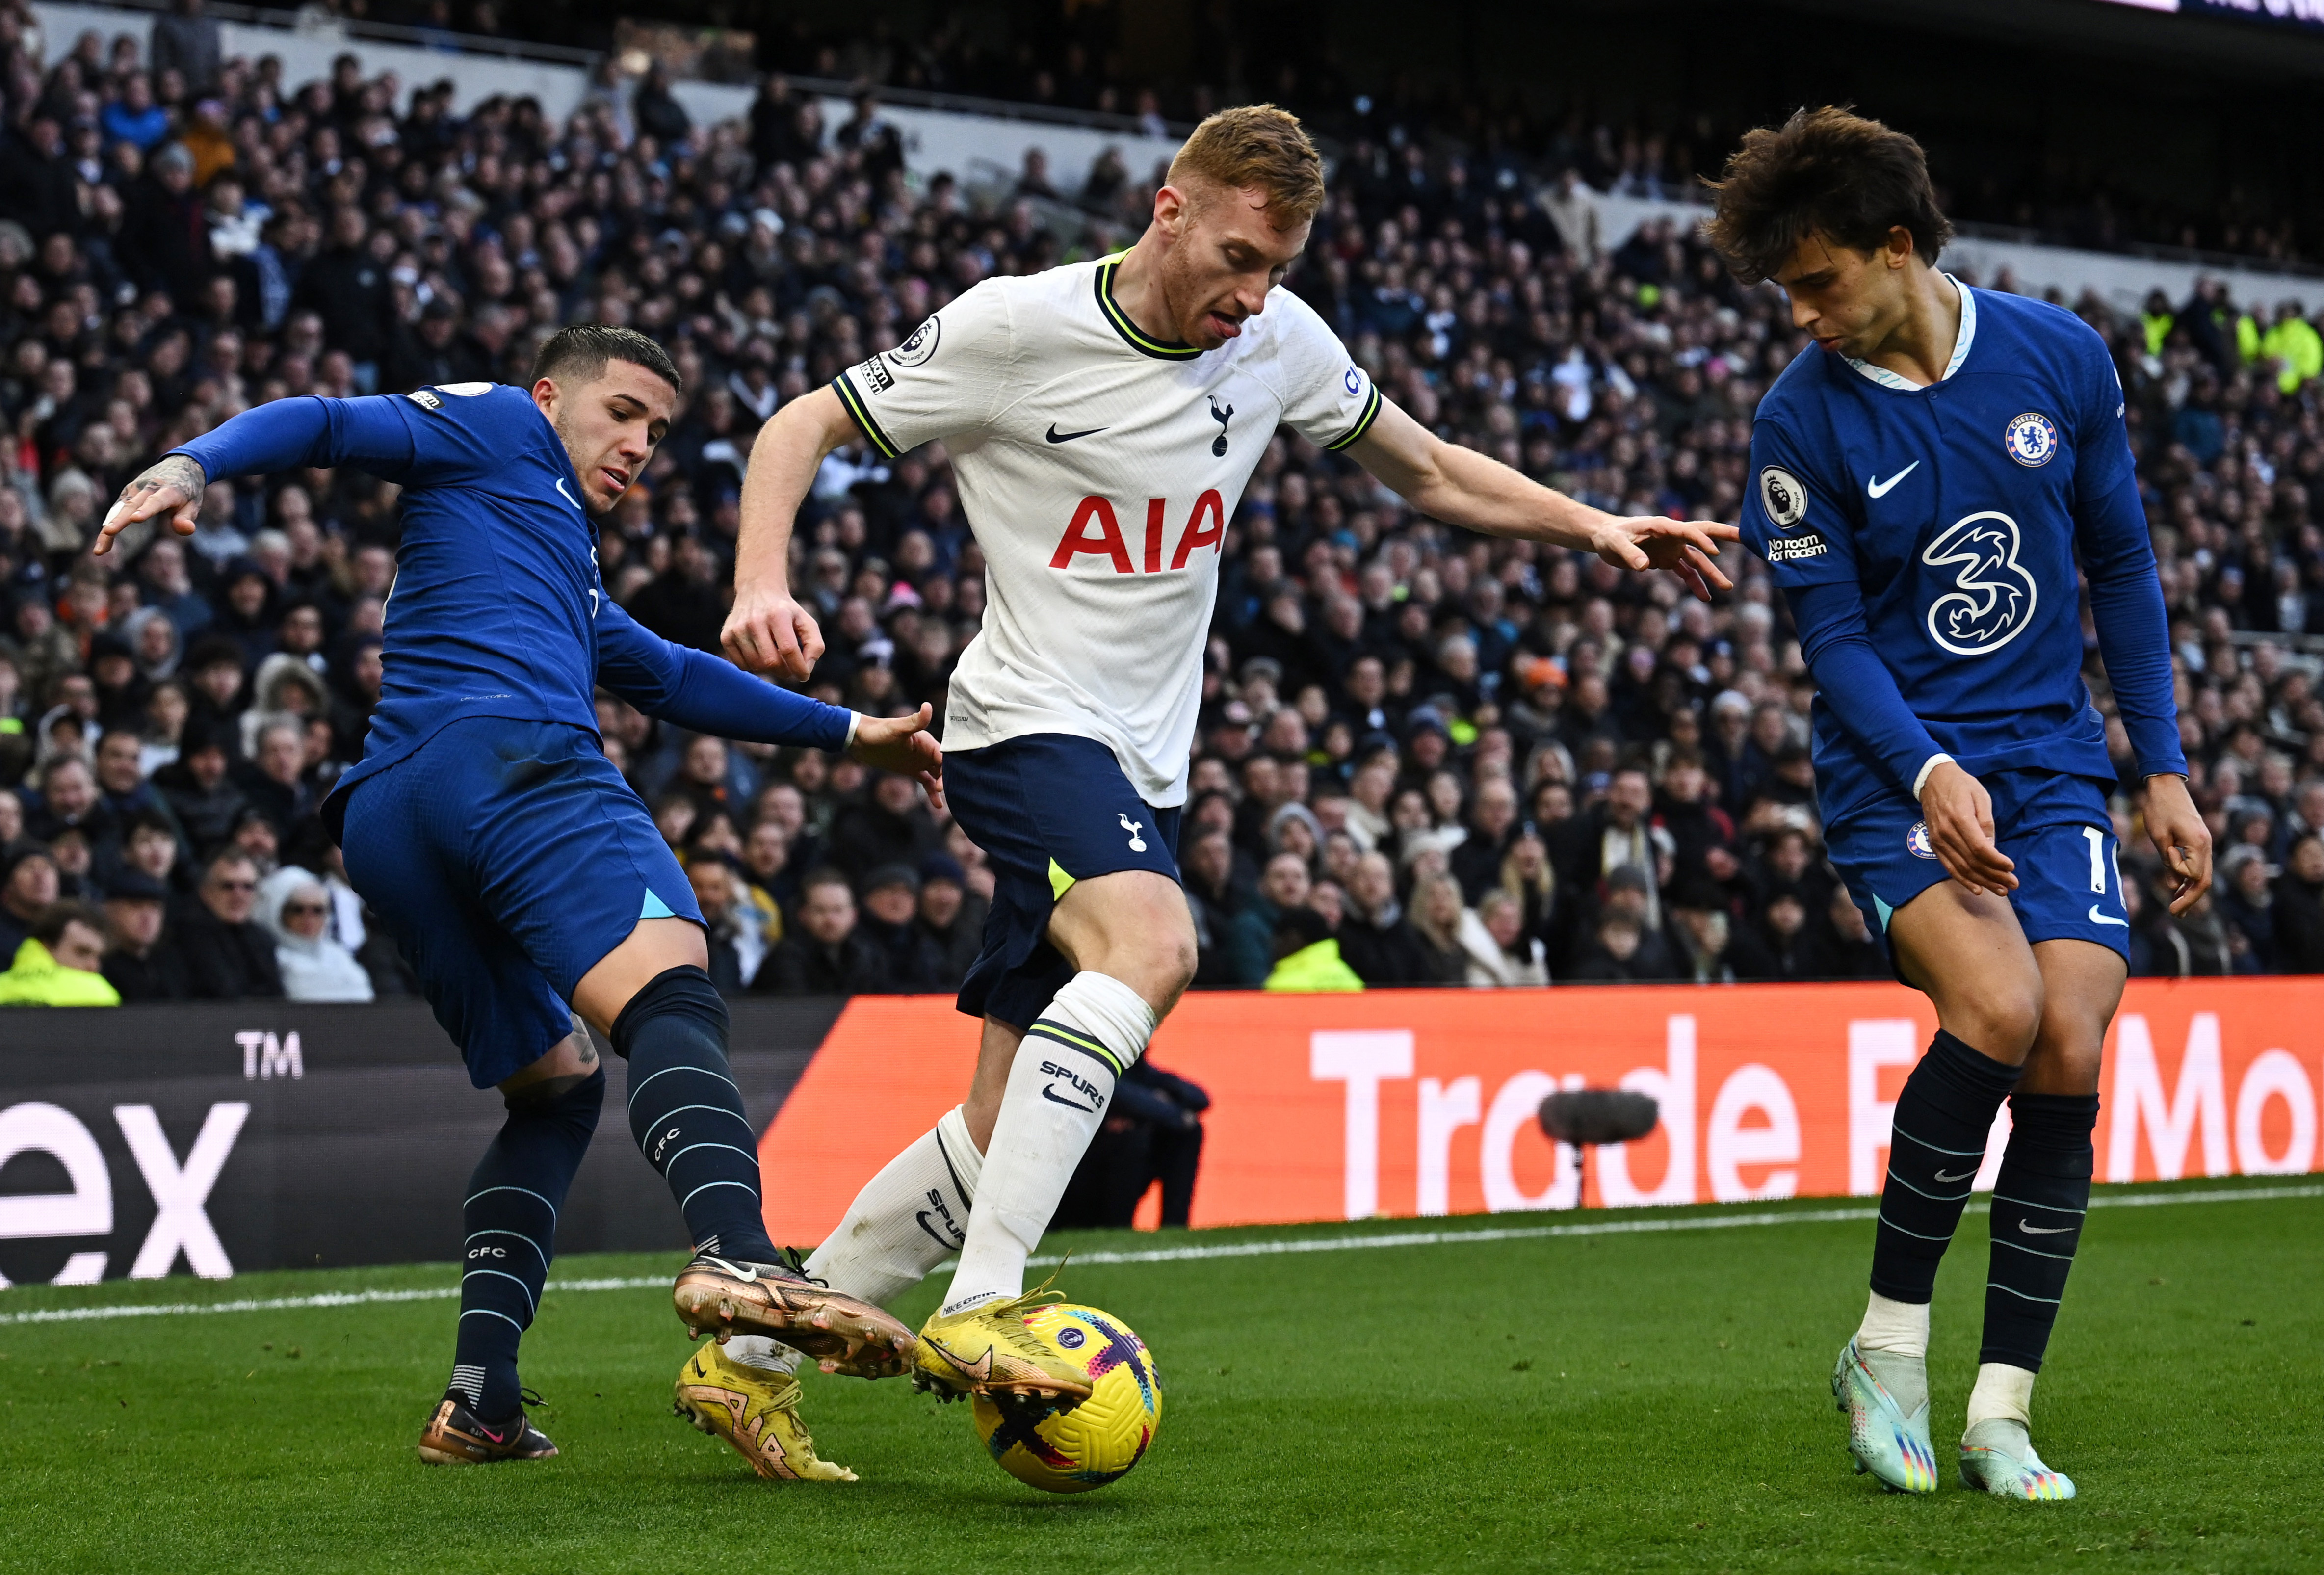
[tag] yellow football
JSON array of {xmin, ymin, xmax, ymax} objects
[{"xmin": 968, "ymin": 1303, "xmax": 1163, "ymax": 1493}]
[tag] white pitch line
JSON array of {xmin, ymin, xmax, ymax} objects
[
  {"xmin": 0, "ymin": 1278, "xmax": 666, "ymax": 1327},
  {"xmin": 3, "ymin": 1184, "xmax": 2315, "ymax": 1328}
]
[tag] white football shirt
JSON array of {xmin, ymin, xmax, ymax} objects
[{"xmin": 832, "ymin": 254, "xmax": 1381, "ymax": 805}]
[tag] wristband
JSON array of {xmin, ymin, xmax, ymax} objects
[{"xmin": 1912, "ymin": 753, "xmax": 1955, "ymax": 797}]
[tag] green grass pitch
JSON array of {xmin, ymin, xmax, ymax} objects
[{"xmin": 1, "ymin": 1178, "xmax": 2317, "ymax": 1574}]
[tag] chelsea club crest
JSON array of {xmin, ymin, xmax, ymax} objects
[
  {"xmin": 1907, "ymin": 821, "xmax": 1936, "ymax": 860},
  {"xmin": 2003, "ymin": 411, "xmax": 2058, "ymax": 467}
]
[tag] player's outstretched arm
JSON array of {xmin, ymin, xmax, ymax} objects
[
  {"xmin": 94, "ymin": 394, "xmax": 419, "ymax": 557},
  {"xmin": 724, "ymin": 386, "xmax": 858, "ymax": 680},
  {"xmin": 596, "ymin": 602, "xmax": 944, "ymax": 807},
  {"xmin": 1345, "ymin": 395, "xmax": 1739, "ymax": 602}
]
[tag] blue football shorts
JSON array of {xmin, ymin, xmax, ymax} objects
[
  {"xmin": 943, "ymin": 732, "xmax": 1183, "ymax": 1028},
  {"xmin": 338, "ymin": 716, "xmax": 703, "ymax": 1087},
  {"xmin": 1826, "ymin": 766, "xmax": 2129, "ymax": 976}
]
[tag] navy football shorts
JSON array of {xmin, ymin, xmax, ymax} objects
[
  {"xmin": 338, "ymin": 716, "xmax": 703, "ymax": 1087},
  {"xmin": 1826, "ymin": 766, "xmax": 2129, "ymax": 977},
  {"xmin": 944, "ymin": 733, "xmax": 1183, "ymax": 1028}
]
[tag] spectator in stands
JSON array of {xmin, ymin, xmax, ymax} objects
[
  {"xmin": 1336, "ymin": 849, "xmax": 1433, "ymax": 985},
  {"xmin": 1825, "ymin": 888, "xmax": 1892, "ymax": 980},
  {"xmin": 2216, "ymin": 846, "xmax": 2277, "ymax": 970},
  {"xmin": 151, "ymin": 0, "xmax": 223, "ymax": 95},
  {"xmin": 687, "ymin": 852, "xmax": 763, "ymax": 990},
  {"xmin": 100, "ymin": 868, "xmax": 185, "ymax": 1002},
  {"xmin": 153, "ymin": 718, "xmax": 247, "ymax": 855},
  {"xmin": 0, "ymin": 841, "xmax": 58, "ymax": 960},
  {"xmin": 170, "ymin": 848, "xmax": 283, "ymax": 1000},
  {"xmin": 758, "ymin": 867, "xmax": 892, "ymax": 994},
  {"xmin": 1262, "ymin": 904, "xmax": 1364, "ymax": 992},
  {"xmin": 1570, "ymin": 910, "xmax": 1651, "ymax": 982},
  {"xmin": 261, "ymin": 872, "xmax": 373, "ymax": 1002},
  {"xmin": 1225, "ymin": 851, "xmax": 1311, "ymax": 986},
  {"xmin": 0, "ymin": 900, "xmax": 119, "ymax": 1005},
  {"xmin": 856, "ymin": 863, "xmax": 928, "ymax": 987},
  {"xmin": 913, "ymin": 854, "xmax": 984, "ymax": 987},
  {"xmin": 1460, "ymin": 889, "xmax": 1549, "ymax": 986},
  {"xmin": 826, "ymin": 770, "xmax": 937, "ymax": 880},
  {"xmin": 1407, "ymin": 872, "xmax": 1473, "ymax": 985}
]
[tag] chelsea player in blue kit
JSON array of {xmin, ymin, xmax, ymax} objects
[
  {"xmin": 1708, "ymin": 110, "xmax": 2213, "ymax": 1500},
  {"xmin": 95, "ymin": 326, "xmax": 938, "ymax": 1477}
]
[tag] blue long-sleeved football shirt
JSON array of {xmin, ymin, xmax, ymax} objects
[{"xmin": 1740, "ymin": 281, "xmax": 2183, "ymax": 821}]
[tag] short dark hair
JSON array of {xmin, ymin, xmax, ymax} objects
[
  {"xmin": 33, "ymin": 900, "xmax": 105, "ymax": 948},
  {"xmin": 204, "ymin": 847, "xmax": 257, "ymax": 883},
  {"xmin": 799, "ymin": 866, "xmax": 854, "ymax": 897},
  {"xmin": 1703, "ymin": 106, "xmax": 1953, "ymax": 286},
  {"xmin": 531, "ymin": 323, "xmax": 683, "ymax": 397}
]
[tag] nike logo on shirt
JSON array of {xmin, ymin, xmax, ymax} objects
[
  {"xmin": 1866, "ymin": 461, "xmax": 1920, "ymax": 498},
  {"xmin": 554, "ymin": 477, "xmax": 582, "ymax": 511},
  {"xmin": 1046, "ymin": 423, "xmax": 1105, "ymax": 444},
  {"xmin": 2089, "ymin": 906, "xmax": 2130, "ymax": 928}
]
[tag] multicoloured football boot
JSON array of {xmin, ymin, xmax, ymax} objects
[
  {"xmin": 1832, "ymin": 1338, "xmax": 1939, "ymax": 1493},
  {"xmin": 1960, "ymin": 1418, "xmax": 2077, "ymax": 1500},
  {"xmin": 416, "ymin": 1394, "xmax": 558, "ymax": 1465},
  {"xmin": 671, "ymin": 1250, "xmax": 915, "ymax": 1379},
  {"xmin": 673, "ymin": 1342, "xmax": 857, "ymax": 1482},
  {"xmin": 912, "ymin": 1284, "xmax": 1096, "ymax": 1404}
]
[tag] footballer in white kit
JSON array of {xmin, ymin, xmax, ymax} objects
[
  {"xmin": 831, "ymin": 248, "xmax": 1383, "ymax": 810},
  {"xmin": 700, "ymin": 104, "xmax": 1739, "ymax": 1470}
]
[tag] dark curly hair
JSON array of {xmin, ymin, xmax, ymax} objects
[{"xmin": 1702, "ymin": 106, "xmax": 1954, "ymax": 286}]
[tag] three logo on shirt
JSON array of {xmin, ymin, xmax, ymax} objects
[{"xmin": 1922, "ymin": 510, "xmax": 2038, "ymax": 656}]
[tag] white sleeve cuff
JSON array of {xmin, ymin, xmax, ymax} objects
[
  {"xmin": 1912, "ymin": 753, "xmax": 1955, "ymax": 797},
  {"xmin": 844, "ymin": 711, "xmax": 860, "ymax": 749}
]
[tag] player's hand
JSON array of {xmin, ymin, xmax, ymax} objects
[
  {"xmin": 1918, "ymin": 760, "xmax": 2017, "ymax": 895},
  {"xmin": 722, "ymin": 582, "xmax": 825, "ymax": 680},
  {"xmin": 94, "ymin": 453, "xmax": 207, "ymax": 557},
  {"xmin": 2143, "ymin": 772, "xmax": 2212, "ymax": 916},
  {"xmin": 1587, "ymin": 515, "xmax": 1741, "ymax": 603},
  {"xmin": 848, "ymin": 702, "xmax": 944, "ymax": 810}
]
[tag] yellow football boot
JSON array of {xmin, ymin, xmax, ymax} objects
[
  {"xmin": 911, "ymin": 1283, "xmax": 1096, "ymax": 1404},
  {"xmin": 673, "ymin": 1342, "xmax": 857, "ymax": 1482}
]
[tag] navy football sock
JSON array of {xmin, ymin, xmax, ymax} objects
[
  {"xmin": 449, "ymin": 1067, "xmax": 603, "ymax": 1420},
  {"xmin": 614, "ymin": 965, "xmax": 778, "ymax": 1262},
  {"xmin": 1869, "ymin": 1030, "xmax": 2021, "ymax": 1305},
  {"xmin": 1981, "ymin": 1092, "xmax": 2100, "ymax": 1372}
]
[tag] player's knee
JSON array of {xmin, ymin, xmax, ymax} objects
[
  {"xmin": 1957, "ymin": 976, "xmax": 2045, "ymax": 1061},
  {"xmin": 501, "ymin": 1064, "xmax": 606, "ymax": 1139}
]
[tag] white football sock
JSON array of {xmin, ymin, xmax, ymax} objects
[
  {"xmin": 803, "ymin": 1105, "xmax": 984, "ymax": 1308},
  {"xmin": 1964, "ymin": 1362, "xmax": 2036, "ymax": 1430},
  {"xmin": 1855, "ymin": 1290, "xmax": 1930, "ymax": 1360},
  {"xmin": 942, "ymin": 971, "xmax": 1156, "ymax": 1314},
  {"xmin": 721, "ymin": 1336, "xmax": 803, "ymax": 1376}
]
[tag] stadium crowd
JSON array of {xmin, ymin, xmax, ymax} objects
[{"xmin": 2, "ymin": 3, "xmax": 2324, "ymax": 1008}]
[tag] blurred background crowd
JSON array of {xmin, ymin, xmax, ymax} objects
[{"xmin": 2, "ymin": 0, "xmax": 2323, "ymax": 1008}]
